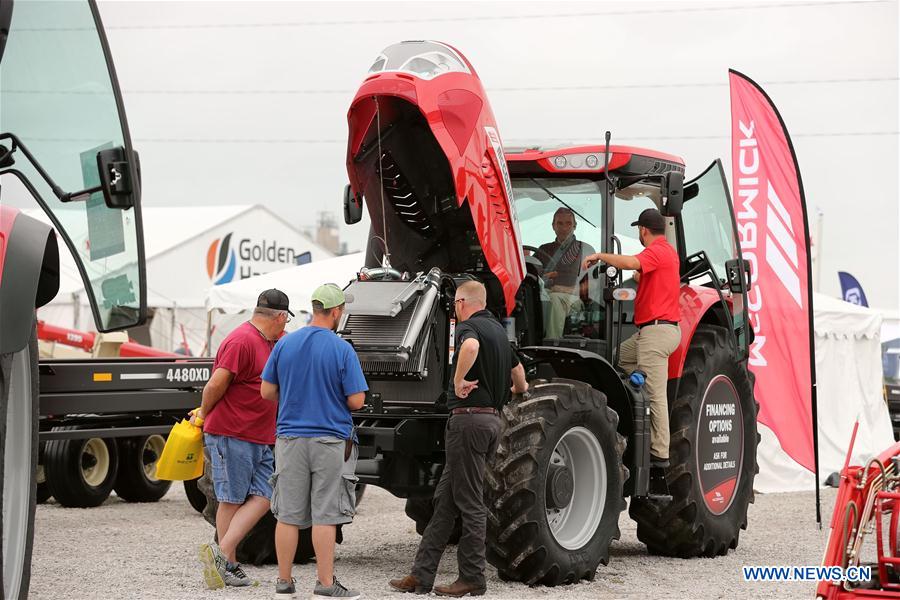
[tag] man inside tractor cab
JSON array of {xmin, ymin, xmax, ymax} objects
[
  {"xmin": 536, "ymin": 207, "xmax": 595, "ymax": 338},
  {"xmin": 582, "ymin": 208, "xmax": 681, "ymax": 468}
]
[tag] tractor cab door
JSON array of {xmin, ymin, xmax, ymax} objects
[
  {"xmin": 678, "ymin": 160, "xmax": 751, "ymax": 356},
  {"xmin": 0, "ymin": 0, "xmax": 145, "ymax": 331}
]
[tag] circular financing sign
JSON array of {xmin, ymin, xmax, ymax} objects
[{"xmin": 696, "ymin": 375, "xmax": 743, "ymax": 516}]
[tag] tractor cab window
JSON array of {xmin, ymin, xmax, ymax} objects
[
  {"xmin": 613, "ymin": 185, "xmax": 661, "ymax": 265},
  {"xmin": 0, "ymin": 0, "xmax": 144, "ymax": 331},
  {"xmin": 681, "ymin": 162, "xmax": 739, "ymax": 283},
  {"xmin": 511, "ymin": 178, "xmax": 605, "ymax": 346}
]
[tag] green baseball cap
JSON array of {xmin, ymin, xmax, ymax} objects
[{"xmin": 311, "ymin": 283, "xmax": 347, "ymax": 309}]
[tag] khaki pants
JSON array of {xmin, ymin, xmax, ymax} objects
[
  {"xmin": 618, "ymin": 324, "xmax": 681, "ymax": 459},
  {"xmin": 546, "ymin": 291, "xmax": 582, "ymax": 338}
]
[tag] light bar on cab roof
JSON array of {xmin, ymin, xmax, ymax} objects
[
  {"xmin": 368, "ymin": 41, "xmax": 471, "ymax": 81},
  {"xmin": 552, "ymin": 152, "xmax": 605, "ymax": 170},
  {"xmin": 544, "ymin": 151, "xmax": 629, "ymax": 173}
]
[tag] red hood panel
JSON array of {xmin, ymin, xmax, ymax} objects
[{"xmin": 346, "ymin": 42, "xmax": 525, "ymax": 315}]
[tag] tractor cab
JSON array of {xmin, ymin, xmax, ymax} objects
[
  {"xmin": 506, "ymin": 144, "xmax": 751, "ymax": 365},
  {"xmin": 0, "ymin": 0, "xmax": 145, "ymax": 334}
]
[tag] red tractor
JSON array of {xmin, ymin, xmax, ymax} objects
[
  {"xmin": 338, "ymin": 41, "xmax": 759, "ymax": 585},
  {"xmin": 0, "ymin": 1, "xmax": 145, "ymax": 596}
]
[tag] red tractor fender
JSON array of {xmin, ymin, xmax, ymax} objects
[
  {"xmin": 0, "ymin": 205, "xmax": 60, "ymax": 354},
  {"xmin": 668, "ymin": 284, "xmax": 726, "ymax": 380}
]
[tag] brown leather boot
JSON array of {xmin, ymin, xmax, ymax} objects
[
  {"xmin": 433, "ymin": 579, "xmax": 486, "ymax": 597},
  {"xmin": 388, "ymin": 574, "xmax": 431, "ymax": 594}
]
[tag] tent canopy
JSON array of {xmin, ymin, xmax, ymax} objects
[
  {"xmin": 814, "ymin": 292, "xmax": 882, "ymax": 339},
  {"xmin": 756, "ymin": 292, "xmax": 893, "ymax": 493},
  {"xmin": 206, "ymin": 252, "xmax": 364, "ymax": 314}
]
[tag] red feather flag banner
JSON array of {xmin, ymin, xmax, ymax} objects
[{"xmin": 728, "ymin": 69, "xmax": 820, "ymax": 520}]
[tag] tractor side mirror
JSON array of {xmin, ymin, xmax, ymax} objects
[
  {"xmin": 725, "ymin": 258, "xmax": 752, "ymax": 293},
  {"xmin": 97, "ymin": 146, "xmax": 138, "ymax": 209},
  {"xmin": 661, "ymin": 171, "xmax": 684, "ymax": 217},
  {"xmin": 343, "ymin": 184, "xmax": 363, "ymax": 224}
]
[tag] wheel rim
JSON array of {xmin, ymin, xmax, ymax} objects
[
  {"xmin": 141, "ymin": 435, "xmax": 166, "ymax": 482},
  {"xmin": 545, "ymin": 426, "xmax": 607, "ymax": 550},
  {"xmin": 81, "ymin": 438, "xmax": 110, "ymax": 487},
  {"xmin": 36, "ymin": 463, "xmax": 46, "ymax": 485},
  {"xmin": 4, "ymin": 349, "xmax": 33, "ymax": 599}
]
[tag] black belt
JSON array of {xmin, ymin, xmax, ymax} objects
[
  {"xmin": 637, "ymin": 319, "xmax": 678, "ymax": 329},
  {"xmin": 450, "ymin": 407, "xmax": 499, "ymax": 416}
]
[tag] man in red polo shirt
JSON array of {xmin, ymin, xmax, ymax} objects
[
  {"xmin": 193, "ymin": 289, "xmax": 292, "ymax": 589},
  {"xmin": 582, "ymin": 208, "xmax": 681, "ymax": 467}
]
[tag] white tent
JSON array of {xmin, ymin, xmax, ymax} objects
[
  {"xmin": 204, "ymin": 252, "xmax": 365, "ymax": 351},
  {"xmin": 32, "ymin": 205, "xmax": 333, "ymax": 354},
  {"xmin": 206, "ymin": 252, "xmax": 364, "ymax": 315},
  {"xmin": 755, "ymin": 293, "xmax": 894, "ymax": 493}
]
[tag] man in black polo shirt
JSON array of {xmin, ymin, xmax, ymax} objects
[{"xmin": 389, "ymin": 280, "xmax": 528, "ymax": 597}]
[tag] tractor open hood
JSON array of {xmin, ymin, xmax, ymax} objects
[{"xmin": 345, "ymin": 41, "xmax": 524, "ymax": 315}]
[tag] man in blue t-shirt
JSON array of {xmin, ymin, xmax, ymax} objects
[{"xmin": 261, "ymin": 284, "xmax": 367, "ymax": 600}]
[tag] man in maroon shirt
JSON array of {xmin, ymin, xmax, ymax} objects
[
  {"xmin": 194, "ymin": 289, "xmax": 291, "ymax": 589},
  {"xmin": 582, "ymin": 208, "xmax": 681, "ymax": 467}
]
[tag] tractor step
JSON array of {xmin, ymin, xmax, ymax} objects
[{"xmin": 648, "ymin": 467, "xmax": 671, "ymax": 499}]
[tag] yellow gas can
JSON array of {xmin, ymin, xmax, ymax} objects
[{"xmin": 156, "ymin": 418, "xmax": 204, "ymax": 481}]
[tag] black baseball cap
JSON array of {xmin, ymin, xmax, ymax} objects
[
  {"xmin": 257, "ymin": 288, "xmax": 294, "ymax": 316},
  {"xmin": 630, "ymin": 208, "xmax": 667, "ymax": 231}
]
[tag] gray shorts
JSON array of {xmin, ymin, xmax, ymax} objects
[{"xmin": 270, "ymin": 436, "xmax": 359, "ymax": 528}]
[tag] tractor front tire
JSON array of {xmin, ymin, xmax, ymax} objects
[
  {"xmin": 486, "ymin": 379, "xmax": 627, "ymax": 586},
  {"xmin": 404, "ymin": 496, "xmax": 461, "ymax": 544},
  {"xmin": 183, "ymin": 477, "xmax": 207, "ymax": 513},
  {"xmin": 630, "ymin": 324, "xmax": 758, "ymax": 557},
  {"xmin": 197, "ymin": 446, "xmax": 322, "ymax": 565}
]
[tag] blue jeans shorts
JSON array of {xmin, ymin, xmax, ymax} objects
[{"xmin": 204, "ymin": 433, "xmax": 274, "ymax": 504}]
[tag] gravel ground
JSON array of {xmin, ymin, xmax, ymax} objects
[{"xmin": 31, "ymin": 484, "xmax": 835, "ymax": 599}]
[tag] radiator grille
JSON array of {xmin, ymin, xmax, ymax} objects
[
  {"xmin": 360, "ymin": 327, "xmax": 431, "ymax": 375},
  {"xmin": 344, "ymin": 304, "xmax": 414, "ymax": 348}
]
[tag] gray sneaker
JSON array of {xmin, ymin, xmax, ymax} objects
[
  {"xmin": 314, "ymin": 576, "xmax": 361, "ymax": 599},
  {"xmin": 224, "ymin": 562, "xmax": 254, "ymax": 587},
  {"xmin": 275, "ymin": 577, "xmax": 296, "ymax": 598},
  {"xmin": 197, "ymin": 543, "xmax": 225, "ymax": 590}
]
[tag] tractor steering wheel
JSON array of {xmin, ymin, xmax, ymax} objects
[{"xmin": 523, "ymin": 245, "xmax": 554, "ymax": 265}]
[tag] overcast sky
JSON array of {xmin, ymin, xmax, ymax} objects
[{"xmin": 10, "ymin": 0, "xmax": 900, "ymax": 308}]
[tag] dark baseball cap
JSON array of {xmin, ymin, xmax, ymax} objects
[
  {"xmin": 630, "ymin": 208, "xmax": 667, "ymax": 230},
  {"xmin": 257, "ymin": 288, "xmax": 294, "ymax": 316}
]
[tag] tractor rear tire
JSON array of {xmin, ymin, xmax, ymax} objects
[
  {"xmin": 629, "ymin": 324, "xmax": 758, "ymax": 557},
  {"xmin": 404, "ymin": 496, "xmax": 461, "ymax": 544},
  {"xmin": 486, "ymin": 379, "xmax": 627, "ymax": 586},
  {"xmin": 114, "ymin": 435, "xmax": 172, "ymax": 502},
  {"xmin": 0, "ymin": 320, "xmax": 39, "ymax": 599},
  {"xmin": 45, "ymin": 428, "xmax": 119, "ymax": 508},
  {"xmin": 197, "ymin": 446, "xmax": 323, "ymax": 565}
]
